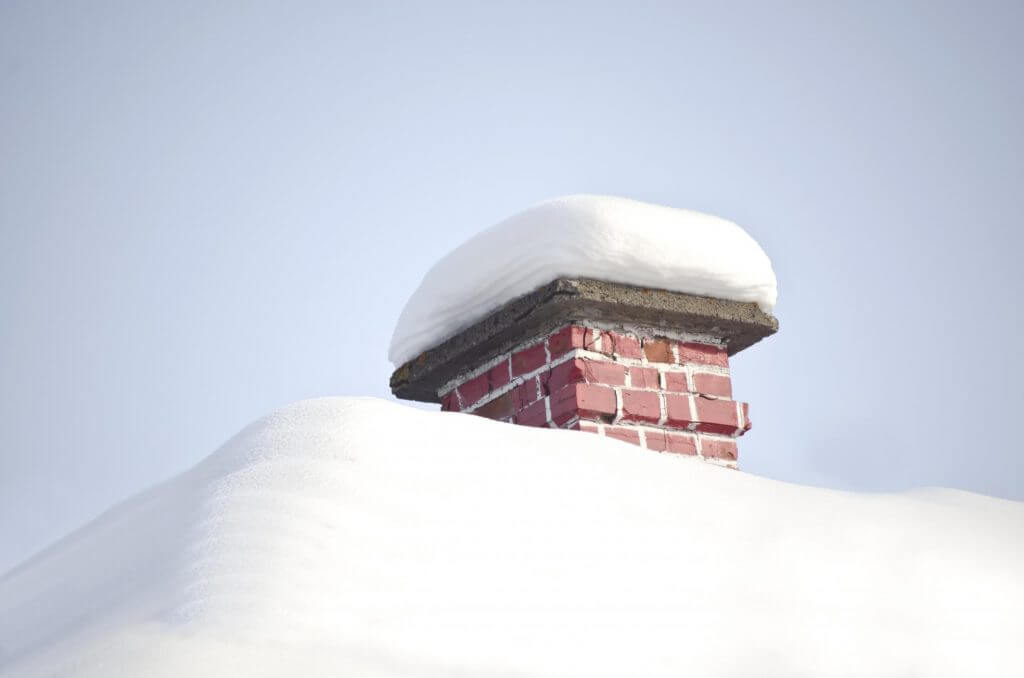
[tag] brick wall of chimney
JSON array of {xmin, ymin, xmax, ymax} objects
[{"xmin": 438, "ymin": 324, "xmax": 750, "ymax": 467}]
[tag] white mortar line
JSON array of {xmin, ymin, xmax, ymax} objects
[
  {"xmin": 563, "ymin": 420, "xmax": 745, "ymax": 441},
  {"xmin": 586, "ymin": 421, "xmax": 740, "ymax": 440},
  {"xmin": 459, "ymin": 350, "xmax": 577, "ymax": 414},
  {"xmin": 441, "ymin": 350, "xmax": 510, "ymax": 396},
  {"xmin": 588, "ymin": 321, "xmax": 724, "ymax": 348},
  {"xmin": 446, "ymin": 343, "xmax": 730, "ymax": 424},
  {"xmin": 440, "ymin": 326, "xmax": 729, "ymax": 397},
  {"xmin": 464, "ymin": 356, "xmax": 745, "ymax": 413},
  {"xmin": 437, "ymin": 327, "xmax": 568, "ymax": 396},
  {"xmin": 438, "ymin": 322, "xmax": 728, "ymax": 397},
  {"xmin": 464, "ymin": 359, "xmax": 744, "ymax": 421},
  {"xmin": 573, "ymin": 348, "xmax": 729, "ymax": 376}
]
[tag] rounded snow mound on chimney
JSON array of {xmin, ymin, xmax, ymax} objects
[{"xmin": 390, "ymin": 194, "xmax": 777, "ymax": 366}]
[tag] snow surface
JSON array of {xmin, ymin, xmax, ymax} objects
[
  {"xmin": 389, "ymin": 195, "xmax": 778, "ymax": 366},
  {"xmin": 2, "ymin": 397, "xmax": 1022, "ymax": 677}
]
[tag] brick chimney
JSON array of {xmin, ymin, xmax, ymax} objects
[{"xmin": 390, "ymin": 277, "xmax": 777, "ymax": 467}]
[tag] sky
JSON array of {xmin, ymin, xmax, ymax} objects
[{"xmin": 1, "ymin": 0, "xmax": 1022, "ymax": 573}]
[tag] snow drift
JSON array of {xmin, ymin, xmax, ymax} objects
[
  {"xmin": 389, "ymin": 195, "xmax": 778, "ymax": 366},
  {"xmin": 1, "ymin": 397, "xmax": 1021, "ymax": 677}
]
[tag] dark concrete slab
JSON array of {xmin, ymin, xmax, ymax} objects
[{"xmin": 390, "ymin": 278, "xmax": 779, "ymax": 403}]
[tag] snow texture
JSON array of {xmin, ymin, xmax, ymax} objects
[
  {"xmin": 1, "ymin": 397, "xmax": 1021, "ymax": 677},
  {"xmin": 389, "ymin": 195, "xmax": 778, "ymax": 366}
]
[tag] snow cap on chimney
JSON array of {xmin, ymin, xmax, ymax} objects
[{"xmin": 389, "ymin": 195, "xmax": 778, "ymax": 467}]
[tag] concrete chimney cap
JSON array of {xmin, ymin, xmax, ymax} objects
[{"xmin": 390, "ymin": 277, "xmax": 777, "ymax": 404}]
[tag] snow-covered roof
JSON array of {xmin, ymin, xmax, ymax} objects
[
  {"xmin": 389, "ymin": 195, "xmax": 778, "ymax": 366},
  {"xmin": 2, "ymin": 397, "xmax": 1021, "ymax": 676}
]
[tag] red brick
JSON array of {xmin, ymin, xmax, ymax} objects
[
  {"xmin": 605, "ymin": 426, "xmax": 641, "ymax": 445},
  {"xmin": 665, "ymin": 394, "xmax": 696, "ymax": 429},
  {"xmin": 548, "ymin": 326, "xmax": 586, "ymax": 358},
  {"xmin": 456, "ymin": 372, "xmax": 490, "ymax": 408},
  {"xmin": 545, "ymin": 358, "xmax": 630, "ymax": 392},
  {"xmin": 742, "ymin": 402, "xmax": 752, "ymax": 431},
  {"xmin": 576, "ymin": 383, "xmax": 617, "ymax": 420},
  {"xmin": 700, "ymin": 436, "xmax": 737, "ymax": 461},
  {"xmin": 549, "ymin": 384, "xmax": 579, "ymax": 426},
  {"xmin": 665, "ymin": 433, "xmax": 698, "ymax": 455},
  {"xmin": 642, "ymin": 337, "xmax": 673, "ymax": 363},
  {"xmin": 584, "ymin": 329, "xmax": 613, "ymax": 355},
  {"xmin": 695, "ymin": 397, "xmax": 740, "ymax": 435},
  {"xmin": 621, "ymin": 389, "xmax": 661, "ymax": 424},
  {"xmin": 663, "ymin": 371, "xmax": 690, "ymax": 393},
  {"xmin": 644, "ymin": 429, "xmax": 668, "ymax": 451},
  {"xmin": 516, "ymin": 398, "xmax": 548, "ymax": 427},
  {"xmin": 511, "ymin": 342, "xmax": 548, "ymax": 376},
  {"xmin": 513, "ymin": 378, "xmax": 541, "ymax": 410},
  {"xmin": 487, "ymin": 359, "xmax": 511, "ymax": 390},
  {"xmin": 543, "ymin": 359, "xmax": 586, "ymax": 394},
  {"xmin": 475, "ymin": 392, "xmax": 515, "ymax": 420},
  {"xmin": 578, "ymin": 421, "xmax": 602, "ymax": 435},
  {"xmin": 629, "ymin": 366, "xmax": 660, "ymax": 389},
  {"xmin": 692, "ymin": 372, "xmax": 732, "ymax": 398},
  {"xmin": 440, "ymin": 390, "xmax": 459, "ymax": 412},
  {"xmin": 581, "ymin": 359, "xmax": 627, "ymax": 386},
  {"xmin": 608, "ymin": 331, "xmax": 643, "ymax": 359},
  {"xmin": 678, "ymin": 342, "xmax": 728, "ymax": 367}
]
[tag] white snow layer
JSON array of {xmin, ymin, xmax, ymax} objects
[
  {"xmin": 389, "ymin": 195, "xmax": 778, "ymax": 366},
  {"xmin": 2, "ymin": 398, "xmax": 1022, "ymax": 678}
]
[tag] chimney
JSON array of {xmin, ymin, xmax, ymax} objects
[
  {"xmin": 388, "ymin": 196, "xmax": 778, "ymax": 467},
  {"xmin": 390, "ymin": 276, "xmax": 777, "ymax": 468}
]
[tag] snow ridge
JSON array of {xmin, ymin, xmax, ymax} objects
[{"xmin": 1, "ymin": 397, "xmax": 1021, "ymax": 677}]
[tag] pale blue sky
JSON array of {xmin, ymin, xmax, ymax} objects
[{"xmin": 2, "ymin": 0, "xmax": 1022, "ymax": 572}]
